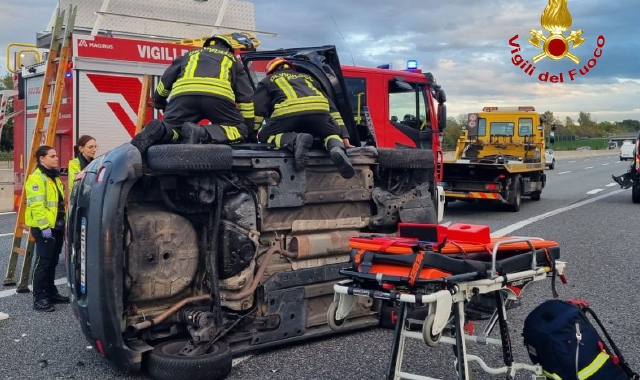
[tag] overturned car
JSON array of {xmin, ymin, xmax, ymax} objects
[{"xmin": 65, "ymin": 46, "xmax": 443, "ymax": 380}]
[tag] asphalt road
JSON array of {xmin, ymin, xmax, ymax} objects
[{"xmin": 1, "ymin": 151, "xmax": 638, "ymax": 380}]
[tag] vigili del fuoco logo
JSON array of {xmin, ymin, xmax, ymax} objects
[{"xmin": 508, "ymin": 0, "xmax": 605, "ymax": 82}]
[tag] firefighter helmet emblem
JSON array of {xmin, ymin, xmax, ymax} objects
[{"xmin": 527, "ymin": 0, "xmax": 586, "ymax": 64}]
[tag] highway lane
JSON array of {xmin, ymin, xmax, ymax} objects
[{"xmin": 0, "ymin": 150, "xmax": 637, "ymax": 380}]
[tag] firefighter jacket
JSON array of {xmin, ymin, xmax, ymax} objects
[
  {"xmin": 254, "ymin": 69, "xmax": 349, "ymax": 138},
  {"xmin": 25, "ymin": 167, "xmax": 65, "ymax": 230},
  {"xmin": 153, "ymin": 45, "xmax": 255, "ymax": 124},
  {"xmin": 67, "ymin": 157, "xmax": 81, "ymax": 195}
]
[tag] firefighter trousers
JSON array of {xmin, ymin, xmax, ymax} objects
[
  {"xmin": 163, "ymin": 95, "xmax": 248, "ymax": 142},
  {"xmin": 257, "ymin": 113, "xmax": 343, "ymax": 150},
  {"xmin": 31, "ymin": 228, "xmax": 64, "ymax": 302}
]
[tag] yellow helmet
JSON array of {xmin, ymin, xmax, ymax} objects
[{"xmin": 203, "ymin": 34, "xmax": 234, "ymax": 51}]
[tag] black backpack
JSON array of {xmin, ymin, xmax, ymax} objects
[{"xmin": 523, "ymin": 299, "xmax": 638, "ymax": 380}]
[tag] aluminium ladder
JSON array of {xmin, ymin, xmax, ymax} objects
[{"xmin": 3, "ymin": 5, "xmax": 77, "ymax": 292}]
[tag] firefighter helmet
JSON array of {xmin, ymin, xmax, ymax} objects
[
  {"xmin": 203, "ymin": 34, "xmax": 234, "ymax": 51},
  {"xmin": 266, "ymin": 57, "xmax": 295, "ymax": 75}
]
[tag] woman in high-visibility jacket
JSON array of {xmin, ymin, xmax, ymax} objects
[
  {"xmin": 25, "ymin": 145, "xmax": 68, "ymax": 312},
  {"xmin": 67, "ymin": 135, "xmax": 97, "ymax": 197}
]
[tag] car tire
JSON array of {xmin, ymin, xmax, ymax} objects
[
  {"xmin": 549, "ymin": 160, "xmax": 555, "ymax": 170},
  {"xmin": 146, "ymin": 144, "xmax": 234, "ymax": 171},
  {"xmin": 377, "ymin": 148, "xmax": 434, "ymax": 169},
  {"xmin": 146, "ymin": 339, "xmax": 232, "ymax": 380},
  {"xmin": 633, "ymin": 184, "xmax": 640, "ymax": 204},
  {"xmin": 505, "ymin": 176, "xmax": 521, "ymax": 212}
]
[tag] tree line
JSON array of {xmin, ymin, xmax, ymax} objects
[{"xmin": 441, "ymin": 110, "xmax": 640, "ymax": 151}]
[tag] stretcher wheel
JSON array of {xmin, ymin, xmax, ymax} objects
[
  {"xmin": 421, "ymin": 313, "xmax": 441, "ymax": 347},
  {"xmin": 327, "ymin": 301, "xmax": 347, "ymax": 331}
]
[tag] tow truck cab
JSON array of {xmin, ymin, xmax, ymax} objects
[{"xmin": 65, "ymin": 46, "xmax": 446, "ymax": 380}]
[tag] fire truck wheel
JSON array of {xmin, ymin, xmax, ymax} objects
[
  {"xmin": 377, "ymin": 148, "xmax": 434, "ymax": 169},
  {"xmin": 146, "ymin": 338, "xmax": 232, "ymax": 380},
  {"xmin": 146, "ymin": 145, "xmax": 234, "ymax": 171}
]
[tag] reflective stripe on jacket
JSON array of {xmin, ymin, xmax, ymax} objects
[
  {"xmin": 254, "ymin": 70, "xmax": 349, "ymax": 138},
  {"xmin": 152, "ymin": 45, "xmax": 255, "ymax": 122},
  {"xmin": 25, "ymin": 168, "xmax": 65, "ymax": 229}
]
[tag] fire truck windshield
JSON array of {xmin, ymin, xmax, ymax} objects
[{"xmin": 389, "ymin": 81, "xmax": 430, "ymax": 132}]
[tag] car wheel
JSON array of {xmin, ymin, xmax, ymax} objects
[
  {"xmin": 146, "ymin": 144, "xmax": 234, "ymax": 171},
  {"xmin": 146, "ymin": 339, "xmax": 232, "ymax": 380},
  {"xmin": 620, "ymin": 157, "xmax": 624, "ymax": 161},
  {"xmin": 633, "ymin": 184, "xmax": 640, "ymax": 204},
  {"xmin": 377, "ymin": 148, "xmax": 434, "ymax": 169},
  {"xmin": 549, "ymin": 160, "xmax": 555, "ymax": 170}
]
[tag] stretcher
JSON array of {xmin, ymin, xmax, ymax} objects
[{"xmin": 327, "ymin": 225, "xmax": 567, "ymax": 380}]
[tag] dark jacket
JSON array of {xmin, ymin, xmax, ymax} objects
[
  {"xmin": 254, "ymin": 69, "xmax": 348, "ymax": 138},
  {"xmin": 153, "ymin": 44, "xmax": 254, "ymax": 123}
]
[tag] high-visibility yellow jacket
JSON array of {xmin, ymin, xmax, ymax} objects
[
  {"xmin": 253, "ymin": 69, "xmax": 349, "ymax": 138},
  {"xmin": 25, "ymin": 168, "xmax": 65, "ymax": 230},
  {"xmin": 153, "ymin": 45, "xmax": 255, "ymax": 125},
  {"xmin": 67, "ymin": 157, "xmax": 81, "ymax": 197}
]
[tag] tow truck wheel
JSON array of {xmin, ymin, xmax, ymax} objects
[
  {"xmin": 505, "ymin": 176, "xmax": 521, "ymax": 212},
  {"xmin": 146, "ymin": 338, "xmax": 232, "ymax": 380}
]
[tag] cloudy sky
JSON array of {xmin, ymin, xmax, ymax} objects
[{"xmin": 1, "ymin": 0, "xmax": 638, "ymax": 123}]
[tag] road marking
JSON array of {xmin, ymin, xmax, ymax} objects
[
  {"xmin": 606, "ymin": 183, "xmax": 617, "ymax": 187},
  {"xmin": 602, "ymin": 163, "xmax": 610, "ymax": 166},
  {"xmin": 0, "ymin": 212, "xmax": 16, "ymax": 216},
  {"xmin": 584, "ymin": 166, "xmax": 594, "ymax": 169},
  {"xmin": 491, "ymin": 188, "xmax": 627, "ymax": 237},
  {"xmin": 586, "ymin": 189, "xmax": 604, "ymax": 194},
  {"xmin": 0, "ymin": 233, "xmax": 13, "ymax": 238},
  {"xmin": 569, "ymin": 161, "xmax": 576, "ymax": 163},
  {"xmin": 0, "ymin": 278, "xmax": 66, "ymax": 299},
  {"xmin": 557, "ymin": 171, "xmax": 571, "ymax": 175}
]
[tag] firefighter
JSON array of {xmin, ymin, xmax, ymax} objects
[
  {"xmin": 254, "ymin": 57, "xmax": 355, "ymax": 179},
  {"xmin": 25, "ymin": 145, "xmax": 68, "ymax": 312},
  {"xmin": 130, "ymin": 34, "xmax": 255, "ymax": 153},
  {"xmin": 67, "ymin": 135, "xmax": 97, "ymax": 197}
]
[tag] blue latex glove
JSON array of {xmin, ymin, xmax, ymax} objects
[{"xmin": 42, "ymin": 228, "xmax": 52, "ymax": 239}]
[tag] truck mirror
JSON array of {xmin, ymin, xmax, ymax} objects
[
  {"xmin": 437, "ymin": 89, "xmax": 446, "ymax": 104},
  {"xmin": 549, "ymin": 130, "xmax": 555, "ymax": 144},
  {"xmin": 438, "ymin": 103, "xmax": 447, "ymax": 132}
]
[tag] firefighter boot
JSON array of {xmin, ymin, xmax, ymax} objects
[
  {"xmin": 131, "ymin": 119, "xmax": 170, "ymax": 154},
  {"xmin": 290, "ymin": 133, "xmax": 314, "ymax": 171},
  {"xmin": 326, "ymin": 139, "xmax": 355, "ymax": 179},
  {"xmin": 180, "ymin": 122, "xmax": 210, "ymax": 144}
]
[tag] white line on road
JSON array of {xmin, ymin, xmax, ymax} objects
[
  {"xmin": 584, "ymin": 166, "xmax": 594, "ymax": 169},
  {"xmin": 0, "ymin": 278, "xmax": 67, "ymax": 299},
  {"xmin": 606, "ymin": 183, "xmax": 618, "ymax": 187},
  {"xmin": 491, "ymin": 188, "xmax": 627, "ymax": 237},
  {"xmin": 602, "ymin": 163, "xmax": 610, "ymax": 166},
  {"xmin": 557, "ymin": 171, "xmax": 571, "ymax": 175},
  {"xmin": 0, "ymin": 212, "xmax": 16, "ymax": 216},
  {"xmin": 586, "ymin": 189, "xmax": 604, "ymax": 195},
  {"xmin": 569, "ymin": 161, "xmax": 576, "ymax": 163},
  {"xmin": 0, "ymin": 233, "xmax": 13, "ymax": 238}
]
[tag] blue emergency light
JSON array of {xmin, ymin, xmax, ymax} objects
[{"xmin": 406, "ymin": 60, "xmax": 418, "ymax": 70}]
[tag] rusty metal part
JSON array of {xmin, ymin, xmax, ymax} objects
[
  {"xmin": 288, "ymin": 231, "xmax": 358, "ymax": 259},
  {"xmin": 130, "ymin": 241, "xmax": 296, "ymax": 331},
  {"xmin": 220, "ymin": 244, "xmax": 297, "ymax": 302}
]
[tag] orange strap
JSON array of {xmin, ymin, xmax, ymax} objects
[{"xmin": 408, "ymin": 250, "xmax": 425, "ymax": 286}]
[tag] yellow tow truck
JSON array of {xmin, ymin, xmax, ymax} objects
[{"xmin": 442, "ymin": 106, "xmax": 547, "ymax": 212}]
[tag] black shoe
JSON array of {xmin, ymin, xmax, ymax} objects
[
  {"xmin": 329, "ymin": 146, "xmax": 356, "ymax": 179},
  {"xmin": 180, "ymin": 122, "xmax": 209, "ymax": 144},
  {"xmin": 33, "ymin": 299, "xmax": 55, "ymax": 312},
  {"xmin": 49, "ymin": 294, "xmax": 70, "ymax": 304},
  {"xmin": 131, "ymin": 119, "xmax": 166, "ymax": 154},
  {"xmin": 293, "ymin": 133, "xmax": 313, "ymax": 171}
]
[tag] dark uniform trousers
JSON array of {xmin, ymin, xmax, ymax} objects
[
  {"xmin": 257, "ymin": 113, "xmax": 342, "ymax": 149},
  {"xmin": 163, "ymin": 95, "xmax": 249, "ymax": 144},
  {"xmin": 32, "ymin": 227, "xmax": 65, "ymax": 302}
]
